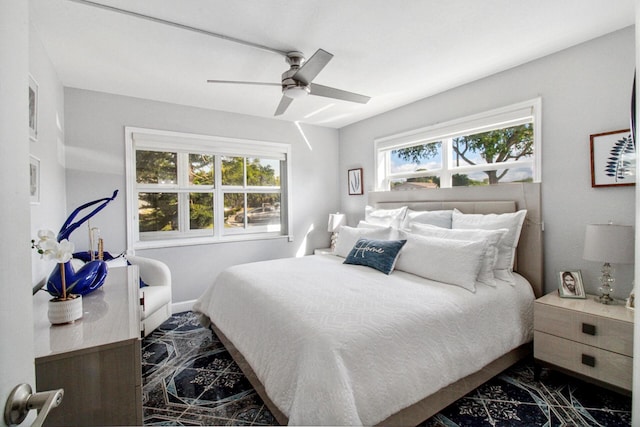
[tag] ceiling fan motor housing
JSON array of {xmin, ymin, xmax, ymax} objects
[{"xmin": 282, "ymin": 52, "xmax": 310, "ymax": 98}]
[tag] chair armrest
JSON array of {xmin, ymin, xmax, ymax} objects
[{"xmin": 127, "ymin": 255, "xmax": 171, "ymax": 287}]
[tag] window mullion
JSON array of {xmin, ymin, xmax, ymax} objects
[
  {"xmin": 214, "ymin": 155, "xmax": 223, "ymax": 237},
  {"xmin": 136, "ymin": 184, "xmax": 179, "ymax": 192},
  {"xmin": 178, "ymin": 153, "xmax": 189, "ymax": 232},
  {"xmin": 243, "ymin": 193, "xmax": 248, "ymax": 228},
  {"xmin": 389, "ymin": 169, "xmax": 442, "ymax": 180},
  {"xmin": 243, "ymin": 157, "xmax": 248, "ymax": 187},
  {"xmin": 440, "ymin": 138, "xmax": 452, "ymax": 188},
  {"xmin": 178, "ymin": 192, "xmax": 189, "ymax": 232},
  {"xmin": 451, "ymin": 159, "xmax": 534, "ymax": 173},
  {"xmin": 244, "ymin": 187, "xmax": 281, "ymax": 193}
]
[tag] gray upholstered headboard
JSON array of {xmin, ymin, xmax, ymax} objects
[{"xmin": 368, "ymin": 183, "xmax": 543, "ymax": 298}]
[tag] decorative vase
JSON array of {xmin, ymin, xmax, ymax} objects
[
  {"xmin": 46, "ymin": 260, "xmax": 108, "ymax": 296},
  {"xmin": 48, "ymin": 295, "xmax": 83, "ymax": 325}
]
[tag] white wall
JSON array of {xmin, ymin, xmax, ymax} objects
[
  {"xmin": 339, "ymin": 27, "xmax": 636, "ymax": 298},
  {"xmin": 63, "ymin": 89, "xmax": 340, "ymax": 303},
  {"xmin": 29, "ymin": 22, "xmax": 68, "ymax": 286}
]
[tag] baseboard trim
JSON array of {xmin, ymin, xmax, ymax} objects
[{"xmin": 172, "ymin": 299, "xmax": 196, "ymax": 314}]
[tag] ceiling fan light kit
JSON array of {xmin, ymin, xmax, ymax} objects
[{"xmin": 284, "ymin": 86, "xmax": 310, "ymax": 99}]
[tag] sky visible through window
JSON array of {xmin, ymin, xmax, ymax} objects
[{"xmin": 390, "ymin": 144, "xmax": 533, "ymax": 183}]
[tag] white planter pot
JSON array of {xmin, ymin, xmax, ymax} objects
[{"xmin": 48, "ymin": 295, "xmax": 83, "ymax": 325}]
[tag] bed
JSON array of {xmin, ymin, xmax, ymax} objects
[{"xmin": 194, "ymin": 183, "xmax": 543, "ymax": 426}]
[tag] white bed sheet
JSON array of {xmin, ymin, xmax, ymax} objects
[{"xmin": 193, "ymin": 254, "xmax": 534, "ymax": 426}]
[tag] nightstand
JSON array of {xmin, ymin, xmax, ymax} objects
[
  {"xmin": 534, "ymin": 292, "xmax": 634, "ymax": 392},
  {"xmin": 314, "ymin": 248, "xmax": 334, "ymax": 255}
]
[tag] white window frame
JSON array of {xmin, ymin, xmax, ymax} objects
[
  {"xmin": 374, "ymin": 98, "xmax": 542, "ymax": 190},
  {"xmin": 125, "ymin": 127, "xmax": 293, "ymax": 250}
]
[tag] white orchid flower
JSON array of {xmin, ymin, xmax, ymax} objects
[
  {"xmin": 35, "ymin": 229, "xmax": 58, "ymax": 258},
  {"xmin": 34, "ymin": 229, "xmax": 74, "ymax": 263},
  {"xmin": 39, "ymin": 239, "xmax": 60, "ymax": 259},
  {"xmin": 33, "ymin": 229, "xmax": 58, "ymax": 259},
  {"xmin": 52, "ymin": 239, "xmax": 75, "ymax": 263},
  {"xmin": 37, "ymin": 229, "xmax": 56, "ymax": 242}
]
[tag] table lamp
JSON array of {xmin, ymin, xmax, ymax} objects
[
  {"xmin": 583, "ymin": 223, "xmax": 634, "ymax": 304},
  {"xmin": 327, "ymin": 213, "xmax": 346, "ymax": 251}
]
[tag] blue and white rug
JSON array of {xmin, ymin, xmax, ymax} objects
[{"xmin": 142, "ymin": 312, "xmax": 631, "ymax": 426}]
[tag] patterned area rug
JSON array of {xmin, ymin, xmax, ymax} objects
[{"xmin": 142, "ymin": 312, "xmax": 631, "ymax": 426}]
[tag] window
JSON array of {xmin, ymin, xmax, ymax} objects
[
  {"xmin": 126, "ymin": 127, "xmax": 291, "ymax": 249},
  {"xmin": 375, "ymin": 99, "xmax": 541, "ymax": 190}
]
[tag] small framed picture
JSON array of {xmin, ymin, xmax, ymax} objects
[
  {"xmin": 29, "ymin": 155, "xmax": 40, "ymax": 204},
  {"xmin": 626, "ymin": 288, "xmax": 635, "ymax": 310},
  {"xmin": 558, "ymin": 270, "xmax": 586, "ymax": 299},
  {"xmin": 348, "ymin": 168, "xmax": 363, "ymax": 195},
  {"xmin": 29, "ymin": 75, "xmax": 39, "ymax": 142},
  {"xmin": 590, "ymin": 129, "xmax": 635, "ymax": 187}
]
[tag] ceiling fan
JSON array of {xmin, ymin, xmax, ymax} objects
[
  {"xmin": 66, "ymin": 0, "xmax": 371, "ymax": 117},
  {"xmin": 207, "ymin": 49, "xmax": 371, "ymax": 116}
]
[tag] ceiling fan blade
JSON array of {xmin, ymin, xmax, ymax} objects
[
  {"xmin": 309, "ymin": 84, "xmax": 371, "ymax": 104},
  {"xmin": 293, "ymin": 49, "xmax": 333, "ymax": 85},
  {"xmin": 274, "ymin": 95, "xmax": 293, "ymax": 116},
  {"xmin": 206, "ymin": 80, "xmax": 281, "ymax": 87}
]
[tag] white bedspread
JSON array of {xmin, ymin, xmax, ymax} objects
[{"xmin": 193, "ymin": 254, "xmax": 534, "ymax": 426}]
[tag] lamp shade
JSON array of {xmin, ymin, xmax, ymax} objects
[
  {"xmin": 327, "ymin": 213, "xmax": 346, "ymax": 232},
  {"xmin": 583, "ymin": 224, "xmax": 634, "ymax": 264}
]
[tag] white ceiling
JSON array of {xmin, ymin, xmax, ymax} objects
[{"xmin": 30, "ymin": 0, "xmax": 635, "ymax": 129}]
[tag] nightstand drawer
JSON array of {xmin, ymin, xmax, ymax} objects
[
  {"xmin": 534, "ymin": 331, "xmax": 632, "ymax": 391},
  {"xmin": 534, "ymin": 302, "xmax": 633, "ymax": 356}
]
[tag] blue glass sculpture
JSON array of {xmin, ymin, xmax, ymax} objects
[
  {"xmin": 47, "ymin": 260, "xmax": 108, "ymax": 296},
  {"xmin": 46, "ymin": 190, "xmax": 118, "ymax": 296}
]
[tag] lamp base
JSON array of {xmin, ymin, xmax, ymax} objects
[
  {"xmin": 597, "ymin": 294, "xmax": 616, "ymax": 305},
  {"xmin": 596, "ymin": 264, "xmax": 616, "ymax": 305},
  {"xmin": 330, "ymin": 232, "xmax": 339, "ymax": 251}
]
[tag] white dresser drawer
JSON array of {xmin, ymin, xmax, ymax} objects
[
  {"xmin": 534, "ymin": 331, "xmax": 632, "ymax": 391},
  {"xmin": 534, "ymin": 297, "xmax": 633, "ymax": 357}
]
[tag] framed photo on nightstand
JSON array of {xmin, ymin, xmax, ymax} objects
[{"xmin": 558, "ymin": 270, "xmax": 586, "ymax": 299}]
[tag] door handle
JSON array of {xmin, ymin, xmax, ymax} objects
[{"xmin": 4, "ymin": 383, "xmax": 64, "ymax": 427}]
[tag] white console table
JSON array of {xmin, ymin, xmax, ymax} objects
[{"xmin": 33, "ymin": 265, "xmax": 143, "ymax": 426}]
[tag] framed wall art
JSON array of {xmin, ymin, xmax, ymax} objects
[
  {"xmin": 29, "ymin": 75, "xmax": 38, "ymax": 141},
  {"xmin": 590, "ymin": 129, "xmax": 635, "ymax": 187},
  {"xmin": 558, "ymin": 270, "xmax": 585, "ymax": 299},
  {"xmin": 348, "ymin": 168, "xmax": 363, "ymax": 195},
  {"xmin": 29, "ymin": 155, "xmax": 40, "ymax": 204}
]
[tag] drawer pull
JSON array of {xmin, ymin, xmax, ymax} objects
[
  {"xmin": 582, "ymin": 354, "xmax": 596, "ymax": 367},
  {"xmin": 582, "ymin": 323, "xmax": 596, "ymax": 336}
]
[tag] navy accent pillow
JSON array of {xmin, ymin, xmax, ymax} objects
[{"xmin": 343, "ymin": 238, "xmax": 407, "ymax": 274}]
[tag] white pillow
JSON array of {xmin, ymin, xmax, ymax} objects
[
  {"xmin": 365, "ymin": 205, "xmax": 408, "ymax": 229},
  {"xmin": 334, "ymin": 225, "xmax": 393, "ymax": 258},
  {"xmin": 409, "ymin": 223, "xmax": 507, "ymax": 287},
  {"xmin": 451, "ymin": 209, "xmax": 527, "ymax": 283},
  {"xmin": 395, "ymin": 232, "xmax": 486, "ymax": 292},
  {"xmin": 358, "ymin": 220, "xmax": 401, "ymax": 239},
  {"xmin": 401, "ymin": 209, "xmax": 452, "ymax": 229},
  {"xmin": 357, "ymin": 220, "xmax": 389, "ymax": 229}
]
